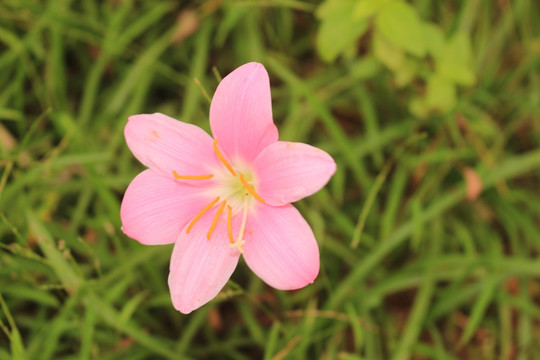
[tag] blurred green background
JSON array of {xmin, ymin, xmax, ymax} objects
[{"xmin": 1, "ymin": 0, "xmax": 540, "ymax": 359}]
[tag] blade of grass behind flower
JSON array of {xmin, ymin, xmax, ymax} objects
[
  {"xmin": 391, "ymin": 219, "xmax": 440, "ymax": 360},
  {"xmin": 26, "ymin": 211, "xmax": 82, "ymax": 294},
  {"xmin": 0, "ymin": 293, "xmax": 26, "ymax": 360}
]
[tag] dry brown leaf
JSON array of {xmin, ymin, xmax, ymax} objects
[
  {"xmin": 172, "ymin": 10, "xmax": 200, "ymax": 45},
  {"xmin": 462, "ymin": 166, "xmax": 483, "ymax": 201},
  {"xmin": 208, "ymin": 307, "xmax": 223, "ymax": 331},
  {"xmin": 0, "ymin": 123, "xmax": 16, "ymax": 152}
]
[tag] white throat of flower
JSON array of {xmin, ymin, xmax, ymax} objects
[{"xmin": 172, "ymin": 139, "xmax": 265, "ymax": 253}]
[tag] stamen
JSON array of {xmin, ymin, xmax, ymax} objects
[
  {"xmin": 239, "ymin": 174, "xmax": 265, "ymax": 203},
  {"xmin": 186, "ymin": 196, "xmax": 220, "ymax": 234},
  {"xmin": 213, "ymin": 139, "xmax": 236, "ymax": 176},
  {"xmin": 207, "ymin": 201, "xmax": 226, "ymax": 240},
  {"xmin": 226, "ymin": 205, "xmax": 234, "ymax": 244},
  {"xmin": 173, "ymin": 170, "xmax": 213, "ymax": 180}
]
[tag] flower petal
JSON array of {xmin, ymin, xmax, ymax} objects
[
  {"xmin": 168, "ymin": 207, "xmax": 241, "ymax": 314},
  {"xmin": 242, "ymin": 204, "xmax": 320, "ymax": 290},
  {"xmin": 210, "ymin": 62, "xmax": 278, "ymax": 163},
  {"xmin": 125, "ymin": 113, "xmax": 218, "ymax": 178},
  {"xmin": 120, "ymin": 170, "xmax": 208, "ymax": 245},
  {"xmin": 253, "ymin": 141, "xmax": 336, "ymax": 206}
]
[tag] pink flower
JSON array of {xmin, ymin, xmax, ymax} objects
[{"xmin": 120, "ymin": 62, "xmax": 336, "ymax": 314}]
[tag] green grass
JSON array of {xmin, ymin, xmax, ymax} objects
[{"xmin": 1, "ymin": 0, "xmax": 540, "ymax": 359}]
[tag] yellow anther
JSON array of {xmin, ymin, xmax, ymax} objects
[
  {"xmin": 239, "ymin": 174, "xmax": 265, "ymax": 203},
  {"xmin": 173, "ymin": 170, "xmax": 213, "ymax": 180},
  {"xmin": 213, "ymin": 139, "xmax": 236, "ymax": 177},
  {"xmin": 186, "ymin": 196, "xmax": 220, "ymax": 234},
  {"xmin": 226, "ymin": 205, "xmax": 235, "ymax": 244},
  {"xmin": 207, "ymin": 201, "xmax": 226, "ymax": 240}
]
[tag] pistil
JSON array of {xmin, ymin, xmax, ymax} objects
[{"xmin": 229, "ymin": 197, "xmax": 249, "ymax": 254}]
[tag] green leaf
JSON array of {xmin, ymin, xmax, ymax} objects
[
  {"xmin": 316, "ymin": 0, "xmax": 369, "ymax": 62},
  {"xmin": 394, "ymin": 58, "xmax": 418, "ymax": 87},
  {"xmin": 437, "ymin": 32, "xmax": 475, "ymax": 86},
  {"xmin": 376, "ymin": 1, "xmax": 426, "ymax": 57},
  {"xmin": 425, "ymin": 74, "xmax": 456, "ymax": 111},
  {"xmin": 444, "ymin": 32, "xmax": 472, "ymax": 67},
  {"xmin": 438, "ymin": 62, "xmax": 475, "ymax": 86},
  {"xmin": 353, "ymin": 0, "xmax": 389, "ymax": 20},
  {"xmin": 350, "ymin": 56, "xmax": 382, "ymax": 80},
  {"xmin": 373, "ymin": 32, "xmax": 418, "ymax": 86},
  {"xmin": 410, "ymin": 74, "xmax": 456, "ymax": 117},
  {"xmin": 409, "ymin": 97, "xmax": 430, "ymax": 119},
  {"xmin": 316, "ymin": 0, "xmax": 348, "ymax": 19},
  {"xmin": 373, "ymin": 32, "xmax": 405, "ymax": 71},
  {"xmin": 424, "ymin": 23, "xmax": 445, "ymax": 58}
]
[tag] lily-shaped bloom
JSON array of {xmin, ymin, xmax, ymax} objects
[{"xmin": 120, "ymin": 62, "xmax": 336, "ymax": 314}]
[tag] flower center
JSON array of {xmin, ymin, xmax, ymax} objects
[{"xmin": 172, "ymin": 139, "xmax": 265, "ymax": 253}]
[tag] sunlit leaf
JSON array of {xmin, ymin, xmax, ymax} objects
[
  {"xmin": 438, "ymin": 62, "xmax": 475, "ymax": 86},
  {"xmin": 376, "ymin": 1, "xmax": 426, "ymax": 57},
  {"xmin": 373, "ymin": 32, "xmax": 404, "ymax": 71},
  {"xmin": 316, "ymin": 0, "xmax": 369, "ymax": 62},
  {"xmin": 424, "ymin": 23, "xmax": 445, "ymax": 58},
  {"xmin": 409, "ymin": 97, "xmax": 430, "ymax": 119},
  {"xmin": 437, "ymin": 32, "xmax": 475, "ymax": 86},
  {"xmin": 425, "ymin": 74, "xmax": 456, "ymax": 111},
  {"xmin": 394, "ymin": 58, "xmax": 418, "ymax": 87},
  {"xmin": 353, "ymin": 0, "xmax": 390, "ymax": 20},
  {"xmin": 350, "ymin": 57, "xmax": 382, "ymax": 80}
]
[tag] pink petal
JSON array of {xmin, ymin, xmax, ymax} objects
[
  {"xmin": 120, "ymin": 170, "xmax": 208, "ymax": 245},
  {"xmin": 253, "ymin": 141, "xmax": 336, "ymax": 206},
  {"xmin": 125, "ymin": 113, "xmax": 218, "ymax": 178},
  {"xmin": 242, "ymin": 204, "xmax": 320, "ymax": 290},
  {"xmin": 168, "ymin": 206, "xmax": 241, "ymax": 314},
  {"xmin": 210, "ymin": 62, "xmax": 278, "ymax": 163}
]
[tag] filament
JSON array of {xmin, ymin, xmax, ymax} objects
[
  {"xmin": 213, "ymin": 139, "xmax": 236, "ymax": 176},
  {"xmin": 207, "ymin": 201, "xmax": 226, "ymax": 240},
  {"xmin": 173, "ymin": 171, "xmax": 213, "ymax": 180},
  {"xmin": 226, "ymin": 205, "xmax": 234, "ymax": 244},
  {"xmin": 186, "ymin": 196, "xmax": 220, "ymax": 234}
]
